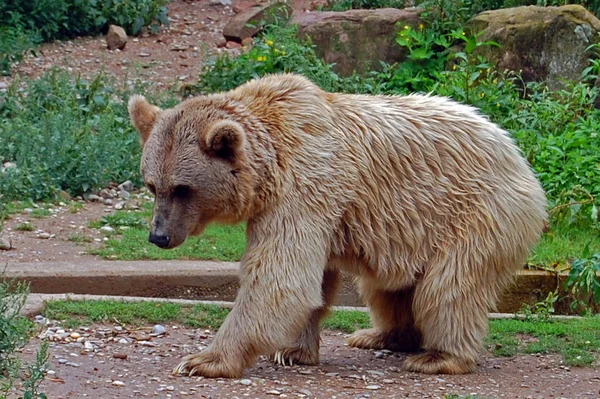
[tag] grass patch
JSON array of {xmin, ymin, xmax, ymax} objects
[
  {"xmin": 529, "ymin": 224, "xmax": 600, "ymax": 267},
  {"xmin": 29, "ymin": 208, "xmax": 51, "ymax": 219},
  {"xmin": 486, "ymin": 316, "xmax": 600, "ymax": 366},
  {"xmin": 67, "ymin": 233, "xmax": 93, "ymax": 245},
  {"xmin": 89, "ymin": 206, "xmax": 600, "ymax": 268},
  {"xmin": 93, "ymin": 223, "xmax": 247, "ymax": 261},
  {"xmin": 42, "ymin": 300, "xmax": 600, "ymax": 367},
  {"xmin": 14, "ymin": 222, "xmax": 34, "ymax": 231}
]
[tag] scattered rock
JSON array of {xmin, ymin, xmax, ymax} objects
[
  {"xmin": 118, "ymin": 180, "xmax": 134, "ymax": 192},
  {"xmin": 114, "ymin": 201, "xmax": 126, "ymax": 210},
  {"xmin": 467, "ymin": 4, "xmax": 600, "ymax": 89},
  {"xmin": 113, "ymin": 353, "xmax": 128, "ymax": 360},
  {"xmin": 151, "ymin": 324, "xmax": 166, "ymax": 336},
  {"xmin": 223, "ymin": 1, "xmax": 292, "ymax": 43},
  {"xmin": 112, "ymin": 380, "xmax": 125, "ymax": 387},
  {"xmin": 38, "ymin": 232, "xmax": 51, "ymax": 239},
  {"xmin": 129, "ymin": 331, "xmax": 151, "ymax": 341},
  {"xmin": 293, "ymin": 7, "xmax": 423, "ymax": 76},
  {"xmin": 84, "ymin": 193, "xmax": 101, "ymax": 202},
  {"xmin": 226, "ymin": 41, "xmax": 242, "ymax": 49},
  {"xmin": 119, "ymin": 189, "xmax": 131, "ymax": 200},
  {"xmin": 106, "ymin": 25, "xmax": 128, "ymax": 50},
  {"xmin": 139, "ymin": 52, "xmax": 151, "ymax": 57},
  {"xmin": 241, "ymin": 37, "xmax": 253, "ymax": 47},
  {"xmin": 100, "ymin": 226, "xmax": 115, "ymax": 233},
  {"xmin": 366, "ymin": 385, "xmax": 381, "ymax": 390},
  {"xmin": 0, "ymin": 237, "xmax": 12, "ymax": 250},
  {"xmin": 239, "ymin": 379, "xmax": 252, "ymax": 386}
]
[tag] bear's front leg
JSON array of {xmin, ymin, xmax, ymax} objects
[{"xmin": 174, "ymin": 218, "xmax": 329, "ymax": 378}]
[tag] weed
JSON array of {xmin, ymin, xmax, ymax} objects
[
  {"xmin": 0, "ymin": 272, "xmax": 48, "ymax": 399},
  {"xmin": 14, "ymin": 222, "xmax": 34, "ymax": 232},
  {"xmin": 0, "ymin": 70, "xmax": 174, "ymax": 201},
  {"xmin": 67, "ymin": 234, "xmax": 93, "ymax": 245},
  {"xmin": 565, "ymin": 244, "xmax": 600, "ymax": 313}
]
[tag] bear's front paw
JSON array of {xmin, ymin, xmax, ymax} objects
[
  {"xmin": 173, "ymin": 349, "xmax": 244, "ymax": 378},
  {"xmin": 271, "ymin": 345, "xmax": 319, "ymax": 367}
]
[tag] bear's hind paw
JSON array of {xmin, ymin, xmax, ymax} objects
[{"xmin": 404, "ymin": 351, "xmax": 476, "ymax": 375}]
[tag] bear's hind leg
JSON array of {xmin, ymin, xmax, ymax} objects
[
  {"xmin": 347, "ymin": 283, "xmax": 422, "ymax": 353},
  {"xmin": 405, "ymin": 268, "xmax": 491, "ymax": 374},
  {"xmin": 272, "ymin": 269, "xmax": 340, "ymax": 366}
]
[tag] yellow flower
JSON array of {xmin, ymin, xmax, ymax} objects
[
  {"xmin": 404, "ymin": 25, "xmax": 410, "ymax": 30},
  {"xmin": 452, "ymin": 64, "xmax": 457, "ymax": 71},
  {"xmin": 257, "ymin": 55, "xmax": 267, "ymax": 62},
  {"xmin": 419, "ymin": 23, "xmax": 424, "ymax": 30},
  {"xmin": 281, "ymin": 51, "xmax": 286, "ymax": 55},
  {"xmin": 480, "ymin": 92, "xmax": 485, "ymax": 98},
  {"xmin": 266, "ymin": 40, "xmax": 273, "ymax": 46},
  {"xmin": 462, "ymin": 32, "xmax": 466, "ymax": 36},
  {"xmin": 496, "ymin": 103, "xmax": 501, "ymax": 107}
]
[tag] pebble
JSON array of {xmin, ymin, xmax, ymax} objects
[
  {"xmin": 70, "ymin": 332, "xmax": 81, "ymax": 339},
  {"xmin": 266, "ymin": 390, "xmax": 281, "ymax": 395},
  {"xmin": 239, "ymin": 379, "xmax": 252, "ymax": 386},
  {"xmin": 151, "ymin": 324, "xmax": 166, "ymax": 336},
  {"xmin": 366, "ymin": 385, "xmax": 381, "ymax": 390},
  {"xmin": 112, "ymin": 380, "xmax": 125, "ymax": 387},
  {"xmin": 114, "ymin": 201, "xmax": 126, "ymax": 210},
  {"xmin": 113, "ymin": 353, "xmax": 128, "ymax": 360},
  {"xmin": 0, "ymin": 238, "xmax": 12, "ymax": 250},
  {"xmin": 38, "ymin": 232, "xmax": 51, "ymax": 239}
]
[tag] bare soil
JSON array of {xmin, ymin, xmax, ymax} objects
[
  {"xmin": 0, "ymin": 0, "xmax": 238, "ymax": 90},
  {"xmin": 1, "ymin": 200, "xmax": 122, "ymax": 263},
  {"xmin": 9, "ymin": 324, "xmax": 600, "ymax": 399}
]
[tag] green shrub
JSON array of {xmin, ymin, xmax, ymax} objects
[
  {"xmin": 0, "ymin": 28, "xmax": 38, "ymax": 76},
  {"xmin": 0, "ymin": 0, "xmax": 169, "ymax": 40},
  {"xmin": 0, "ymin": 0, "xmax": 169, "ymax": 75},
  {"xmin": 0, "ymin": 70, "xmax": 176, "ymax": 201},
  {"xmin": 0, "ymin": 275, "xmax": 48, "ymax": 399}
]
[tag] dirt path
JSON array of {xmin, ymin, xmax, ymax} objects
[
  {"xmin": 1, "ymin": 199, "xmax": 126, "ymax": 264},
  {"xmin": 0, "ymin": 0, "xmax": 237, "ymax": 90},
  {"xmin": 10, "ymin": 324, "xmax": 600, "ymax": 399}
]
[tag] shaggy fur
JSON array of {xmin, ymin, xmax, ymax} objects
[{"xmin": 128, "ymin": 73, "xmax": 547, "ymax": 378}]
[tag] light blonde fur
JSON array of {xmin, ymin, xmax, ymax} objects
[{"xmin": 128, "ymin": 73, "xmax": 547, "ymax": 378}]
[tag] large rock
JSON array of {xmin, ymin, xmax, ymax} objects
[
  {"xmin": 292, "ymin": 8, "xmax": 423, "ymax": 76},
  {"xmin": 106, "ymin": 25, "xmax": 128, "ymax": 50},
  {"xmin": 467, "ymin": 4, "xmax": 600, "ymax": 89},
  {"xmin": 224, "ymin": 1, "xmax": 292, "ymax": 42}
]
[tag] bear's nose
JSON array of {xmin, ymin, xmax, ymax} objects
[{"xmin": 149, "ymin": 233, "xmax": 170, "ymax": 248}]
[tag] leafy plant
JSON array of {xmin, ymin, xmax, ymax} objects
[
  {"xmin": 565, "ymin": 244, "xmax": 600, "ymax": 313},
  {"xmin": 0, "ymin": 69, "xmax": 175, "ymax": 201},
  {"xmin": 0, "ymin": 273, "xmax": 48, "ymax": 399}
]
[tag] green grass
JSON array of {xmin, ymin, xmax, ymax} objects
[
  {"xmin": 487, "ymin": 317, "xmax": 600, "ymax": 367},
  {"xmin": 529, "ymin": 224, "xmax": 600, "ymax": 267},
  {"xmin": 42, "ymin": 299, "xmax": 600, "ymax": 367},
  {"xmin": 89, "ymin": 205, "xmax": 600, "ymax": 268},
  {"xmin": 43, "ymin": 299, "xmax": 229, "ymax": 330},
  {"xmin": 14, "ymin": 222, "xmax": 34, "ymax": 231}
]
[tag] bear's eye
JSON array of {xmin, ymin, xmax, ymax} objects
[{"xmin": 172, "ymin": 185, "xmax": 191, "ymax": 199}]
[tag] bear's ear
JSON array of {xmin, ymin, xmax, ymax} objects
[
  {"xmin": 203, "ymin": 120, "xmax": 246, "ymax": 162},
  {"xmin": 128, "ymin": 95, "xmax": 162, "ymax": 145}
]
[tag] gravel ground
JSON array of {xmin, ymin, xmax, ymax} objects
[{"xmin": 7, "ymin": 321, "xmax": 600, "ymax": 399}]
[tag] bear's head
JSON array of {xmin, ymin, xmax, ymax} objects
[{"xmin": 128, "ymin": 95, "xmax": 255, "ymax": 249}]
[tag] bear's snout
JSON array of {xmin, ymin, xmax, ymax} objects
[{"xmin": 149, "ymin": 232, "xmax": 171, "ymax": 248}]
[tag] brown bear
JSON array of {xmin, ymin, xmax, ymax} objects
[{"xmin": 128, "ymin": 73, "xmax": 547, "ymax": 378}]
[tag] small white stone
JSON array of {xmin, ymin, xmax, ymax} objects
[{"xmin": 112, "ymin": 380, "xmax": 125, "ymax": 387}]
